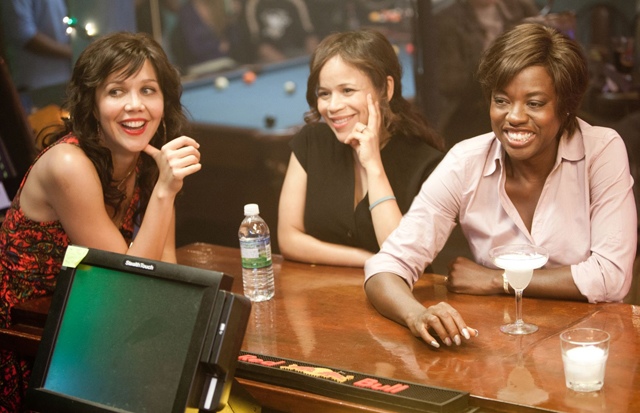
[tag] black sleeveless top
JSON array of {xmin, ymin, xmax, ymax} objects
[{"xmin": 290, "ymin": 122, "xmax": 443, "ymax": 253}]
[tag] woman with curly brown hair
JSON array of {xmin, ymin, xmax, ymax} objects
[{"xmin": 0, "ymin": 31, "xmax": 201, "ymax": 411}]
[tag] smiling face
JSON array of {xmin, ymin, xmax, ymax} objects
[
  {"xmin": 94, "ymin": 60, "xmax": 164, "ymax": 156},
  {"xmin": 316, "ymin": 56, "xmax": 378, "ymax": 143},
  {"xmin": 490, "ymin": 65, "xmax": 562, "ymax": 166}
]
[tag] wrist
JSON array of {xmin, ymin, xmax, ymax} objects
[
  {"xmin": 363, "ymin": 164, "xmax": 385, "ymax": 179},
  {"xmin": 369, "ymin": 195, "xmax": 396, "ymax": 211}
]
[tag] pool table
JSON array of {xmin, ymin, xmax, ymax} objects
[{"xmin": 175, "ymin": 49, "xmax": 417, "ymax": 252}]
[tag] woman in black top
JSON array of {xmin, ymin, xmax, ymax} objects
[{"xmin": 278, "ymin": 29, "xmax": 444, "ymax": 267}]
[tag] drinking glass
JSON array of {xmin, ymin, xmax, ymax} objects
[
  {"xmin": 490, "ymin": 244, "xmax": 549, "ymax": 335},
  {"xmin": 560, "ymin": 328, "xmax": 610, "ymax": 392}
]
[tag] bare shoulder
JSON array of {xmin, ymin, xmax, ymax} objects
[
  {"xmin": 21, "ymin": 143, "xmax": 101, "ymax": 221},
  {"xmin": 38, "ymin": 143, "xmax": 104, "ymax": 200},
  {"xmin": 40, "ymin": 142, "xmax": 94, "ymax": 174}
]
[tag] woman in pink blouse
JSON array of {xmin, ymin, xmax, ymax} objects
[{"xmin": 364, "ymin": 23, "xmax": 637, "ymax": 349}]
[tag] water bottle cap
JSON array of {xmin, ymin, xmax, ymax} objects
[{"xmin": 244, "ymin": 203, "xmax": 260, "ymax": 216}]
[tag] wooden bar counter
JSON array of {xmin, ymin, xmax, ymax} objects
[
  {"xmin": 176, "ymin": 243, "xmax": 640, "ymax": 413},
  {"xmin": 2, "ymin": 243, "xmax": 639, "ymax": 413}
]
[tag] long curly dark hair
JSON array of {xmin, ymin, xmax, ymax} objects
[
  {"xmin": 304, "ymin": 29, "xmax": 444, "ymax": 151},
  {"xmin": 43, "ymin": 31, "xmax": 187, "ymax": 225}
]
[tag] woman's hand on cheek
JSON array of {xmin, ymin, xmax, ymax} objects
[{"xmin": 345, "ymin": 94, "xmax": 383, "ymax": 169}]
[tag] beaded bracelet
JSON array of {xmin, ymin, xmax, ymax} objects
[{"xmin": 369, "ymin": 195, "xmax": 396, "ymax": 211}]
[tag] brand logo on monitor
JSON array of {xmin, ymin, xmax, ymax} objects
[{"xmin": 123, "ymin": 259, "xmax": 155, "ymax": 271}]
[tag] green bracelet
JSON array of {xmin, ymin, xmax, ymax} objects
[{"xmin": 369, "ymin": 195, "xmax": 396, "ymax": 211}]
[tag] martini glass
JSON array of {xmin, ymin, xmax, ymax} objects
[{"xmin": 489, "ymin": 244, "xmax": 549, "ymax": 335}]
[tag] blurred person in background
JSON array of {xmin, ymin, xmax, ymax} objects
[
  {"xmin": 172, "ymin": 0, "xmax": 254, "ymax": 72},
  {"xmin": 245, "ymin": 0, "xmax": 319, "ymax": 62},
  {"xmin": 1, "ymin": 0, "xmax": 72, "ymax": 114},
  {"xmin": 135, "ymin": 0, "xmax": 181, "ymax": 37},
  {"xmin": 435, "ymin": 0, "xmax": 539, "ymax": 149}
]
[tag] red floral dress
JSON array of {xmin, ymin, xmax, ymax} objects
[{"xmin": 0, "ymin": 135, "xmax": 140, "ymax": 412}]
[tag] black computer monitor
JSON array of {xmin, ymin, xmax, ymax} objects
[{"xmin": 27, "ymin": 246, "xmax": 251, "ymax": 413}]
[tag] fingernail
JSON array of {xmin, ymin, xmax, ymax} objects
[
  {"xmin": 454, "ymin": 335, "xmax": 461, "ymax": 346},
  {"xmin": 430, "ymin": 340, "xmax": 440, "ymax": 348},
  {"xmin": 444, "ymin": 337, "xmax": 452, "ymax": 346},
  {"xmin": 474, "ymin": 328, "xmax": 479, "ymax": 337},
  {"xmin": 462, "ymin": 328, "xmax": 470, "ymax": 340}
]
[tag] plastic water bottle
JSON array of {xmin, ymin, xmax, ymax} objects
[{"xmin": 238, "ymin": 203, "xmax": 275, "ymax": 302}]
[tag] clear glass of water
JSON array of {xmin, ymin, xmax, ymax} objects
[{"xmin": 560, "ymin": 328, "xmax": 610, "ymax": 392}]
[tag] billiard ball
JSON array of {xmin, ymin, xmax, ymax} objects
[
  {"xmin": 405, "ymin": 43, "xmax": 414, "ymax": 55},
  {"xmin": 283, "ymin": 81, "xmax": 296, "ymax": 95},
  {"xmin": 214, "ymin": 76, "xmax": 229, "ymax": 90},
  {"xmin": 264, "ymin": 115, "xmax": 276, "ymax": 128},
  {"xmin": 243, "ymin": 70, "xmax": 256, "ymax": 84}
]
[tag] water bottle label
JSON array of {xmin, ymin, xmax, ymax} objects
[{"xmin": 240, "ymin": 236, "xmax": 272, "ymax": 269}]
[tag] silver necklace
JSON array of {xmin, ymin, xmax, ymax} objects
[{"xmin": 115, "ymin": 163, "xmax": 136, "ymax": 191}]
